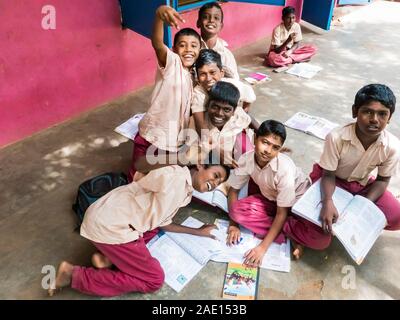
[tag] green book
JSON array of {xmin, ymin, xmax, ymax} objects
[{"xmin": 222, "ymin": 262, "xmax": 259, "ymax": 300}]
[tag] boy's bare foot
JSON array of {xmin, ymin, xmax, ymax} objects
[
  {"xmin": 91, "ymin": 252, "xmax": 112, "ymax": 269},
  {"xmin": 48, "ymin": 261, "xmax": 73, "ymax": 297},
  {"xmin": 291, "ymin": 240, "xmax": 304, "ymax": 260}
]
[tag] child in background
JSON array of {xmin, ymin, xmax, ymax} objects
[
  {"xmin": 266, "ymin": 6, "xmax": 317, "ymax": 68},
  {"xmin": 197, "ymin": 2, "xmax": 239, "ymax": 79},
  {"xmin": 192, "ymin": 49, "xmax": 257, "ymax": 137},
  {"xmin": 312, "ymin": 84, "xmax": 400, "ymax": 237},
  {"xmin": 48, "ymin": 160, "xmax": 230, "ymax": 297},
  {"xmin": 128, "ymin": 5, "xmax": 201, "ymax": 182},
  {"xmin": 227, "ymin": 120, "xmax": 331, "ymax": 266}
]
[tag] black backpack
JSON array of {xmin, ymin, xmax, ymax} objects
[{"xmin": 72, "ymin": 172, "xmax": 128, "ymax": 225}]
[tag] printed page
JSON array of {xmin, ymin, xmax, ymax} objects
[
  {"xmin": 165, "ymin": 216, "xmax": 222, "ymax": 265},
  {"xmin": 285, "ymin": 63, "xmax": 322, "ymax": 79},
  {"xmin": 292, "ymin": 179, "xmax": 354, "ymax": 227},
  {"xmin": 211, "ymin": 219, "xmax": 291, "ymax": 272},
  {"xmin": 192, "ymin": 189, "xmax": 215, "ymax": 207},
  {"xmin": 147, "ymin": 233, "xmax": 204, "ymax": 292},
  {"xmin": 114, "ymin": 113, "xmax": 145, "ymax": 140},
  {"xmin": 333, "ymin": 195, "xmax": 387, "ymax": 264},
  {"xmin": 284, "ymin": 112, "xmax": 318, "ymax": 133},
  {"xmin": 307, "ymin": 118, "xmax": 339, "ymax": 140}
]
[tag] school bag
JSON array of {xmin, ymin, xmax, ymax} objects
[{"xmin": 72, "ymin": 172, "xmax": 128, "ymax": 225}]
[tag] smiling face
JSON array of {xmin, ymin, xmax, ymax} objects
[
  {"xmin": 174, "ymin": 35, "xmax": 201, "ymax": 69},
  {"xmin": 192, "ymin": 165, "xmax": 228, "ymax": 193},
  {"xmin": 207, "ymin": 100, "xmax": 235, "ymax": 130},
  {"xmin": 254, "ymin": 134, "xmax": 283, "ymax": 168},
  {"xmin": 197, "ymin": 63, "xmax": 224, "ymax": 91},
  {"xmin": 283, "ymin": 13, "xmax": 296, "ymax": 30},
  {"xmin": 353, "ymin": 101, "xmax": 391, "ymax": 140},
  {"xmin": 197, "ymin": 7, "xmax": 223, "ymax": 37}
]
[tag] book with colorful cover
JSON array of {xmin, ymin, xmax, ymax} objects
[
  {"xmin": 222, "ymin": 262, "xmax": 259, "ymax": 300},
  {"xmin": 244, "ymin": 72, "xmax": 271, "ymax": 85}
]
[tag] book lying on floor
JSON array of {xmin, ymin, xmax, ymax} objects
[
  {"xmin": 148, "ymin": 215, "xmax": 291, "ymax": 292},
  {"xmin": 114, "ymin": 113, "xmax": 145, "ymax": 140},
  {"xmin": 284, "ymin": 112, "xmax": 339, "ymax": 140},
  {"xmin": 146, "ymin": 216, "xmax": 222, "ymax": 293},
  {"xmin": 192, "ymin": 182, "xmax": 248, "ymax": 213},
  {"xmin": 292, "ymin": 179, "xmax": 387, "ymax": 265},
  {"xmin": 211, "ymin": 219, "xmax": 291, "ymax": 273},
  {"xmin": 222, "ymin": 262, "xmax": 259, "ymax": 300},
  {"xmin": 244, "ymin": 72, "xmax": 271, "ymax": 85},
  {"xmin": 285, "ymin": 63, "xmax": 322, "ymax": 79}
]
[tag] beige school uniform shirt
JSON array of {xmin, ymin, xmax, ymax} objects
[
  {"xmin": 191, "ymin": 78, "xmax": 256, "ymax": 114},
  {"xmin": 139, "ymin": 48, "xmax": 192, "ymax": 152},
  {"xmin": 319, "ymin": 123, "xmax": 400, "ymax": 186},
  {"xmin": 201, "ymin": 38, "xmax": 239, "ymax": 79},
  {"xmin": 228, "ymin": 150, "xmax": 311, "ymax": 207},
  {"xmin": 271, "ymin": 22, "xmax": 302, "ymax": 50},
  {"xmin": 187, "ymin": 107, "xmax": 251, "ymax": 158},
  {"xmin": 80, "ymin": 166, "xmax": 193, "ymax": 245}
]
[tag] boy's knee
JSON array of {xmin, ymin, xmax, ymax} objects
[{"xmin": 146, "ymin": 265, "xmax": 165, "ymax": 292}]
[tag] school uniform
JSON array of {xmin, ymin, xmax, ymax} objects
[
  {"xmin": 201, "ymin": 38, "xmax": 239, "ymax": 79},
  {"xmin": 227, "ymin": 150, "xmax": 331, "ymax": 250},
  {"xmin": 128, "ymin": 48, "xmax": 193, "ymax": 181},
  {"xmin": 73, "ymin": 166, "xmax": 193, "ymax": 297},
  {"xmin": 266, "ymin": 22, "xmax": 317, "ymax": 67},
  {"xmin": 190, "ymin": 78, "xmax": 256, "ymax": 115},
  {"xmin": 311, "ymin": 122, "xmax": 400, "ymax": 230},
  {"xmin": 187, "ymin": 106, "xmax": 253, "ymax": 164}
]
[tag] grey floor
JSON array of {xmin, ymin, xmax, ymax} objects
[{"xmin": 1, "ymin": 1, "xmax": 399, "ymax": 299}]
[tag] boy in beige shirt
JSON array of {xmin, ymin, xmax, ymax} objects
[
  {"xmin": 311, "ymin": 84, "xmax": 400, "ymax": 239},
  {"xmin": 197, "ymin": 2, "xmax": 239, "ymax": 79},
  {"xmin": 266, "ymin": 6, "xmax": 317, "ymax": 67},
  {"xmin": 48, "ymin": 161, "xmax": 230, "ymax": 297},
  {"xmin": 128, "ymin": 5, "xmax": 201, "ymax": 182}
]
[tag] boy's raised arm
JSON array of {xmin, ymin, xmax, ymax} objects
[{"xmin": 152, "ymin": 5, "xmax": 185, "ymax": 68}]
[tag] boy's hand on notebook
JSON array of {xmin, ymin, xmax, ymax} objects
[
  {"xmin": 320, "ymin": 200, "xmax": 339, "ymax": 234},
  {"xmin": 157, "ymin": 5, "xmax": 185, "ymax": 29},
  {"xmin": 243, "ymin": 245, "xmax": 266, "ymax": 267},
  {"xmin": 226, "ymin": 225, "xmax": 241, "ymax": 246},
  {"xmin": 197, "ymin": 224, "xmax": 218, "ymax": 239}
]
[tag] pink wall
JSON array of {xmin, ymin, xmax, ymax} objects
[{"xmin": 0, "ymin": 0, "xmax": 302, "ymax": 148}]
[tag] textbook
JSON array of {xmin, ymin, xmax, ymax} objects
[
  {"xmin": 147, "ymin": 216, "xmax": 222, "ymax": 293},
  {"xmin": 285, "ymin": 63, "xmax": 322, "ymax": 79},
  {"xmin": 244, "ymin": 72, "xmax": 271, "ymax": 85},
  {"xmin": 222, "ymin": 262, "xmax": 259, "ymax": 300},
  {"xmin": 284, "ymin": 112, "xmax": 339, "ymax": 140},
  {"xmin": 292, "ymin": 179, "xmax": 387, "ymax": 265},
  {"xmin": 191, "ymin": 182, "xmax": 248, "ymax": 213},
  {"xmin": 114, "ymin": 113, "xmax": 145, "ymax": 140},
  {"xmin": 147, "ymin": 216, "xmax": 291, "ymax": 292}
]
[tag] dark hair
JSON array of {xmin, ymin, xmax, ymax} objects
[
  {"xmin": 256, "ymin": 120, "xmax": 287, "ymax": 144},
  {"xmin": 173, "ymin": 28, "xmax": 201, "ymax": 47},
  {"xmin": 208, "ymin": 81, "xmax": 240, "ymax": 109},
  {"xmin": 189, "ymin": 151, "xmax": 231, "ymax": 181},
  {"xmin": 282, "ymin": 6, "xmax": 296, "ymax": 18},
  {"xmin": 198, "ymin": 2, "xmax": 224, "ymax": 23},
  {"xmin": 195, "ymin": 49, "xmax": 223, "ymax": 73},
  {"xmin": 354, "ymin": 84, "xmax": 396, "ymax": 115}
]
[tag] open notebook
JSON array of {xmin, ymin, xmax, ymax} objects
[
  {"xmin": 284, "ymin": 112, "xmax": 339, "ymax": 140},
  {"xmin": 147, "ymin": 216, "xmax": 291, "ymax": 292},
  {"xmin": 292, "ymin": 179, "xmax": 387, "ymax": 264}
]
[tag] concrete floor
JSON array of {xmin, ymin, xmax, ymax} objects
[{"xmin": 1, "ymin": 1, "xmax": 399, "ymax": 300}]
